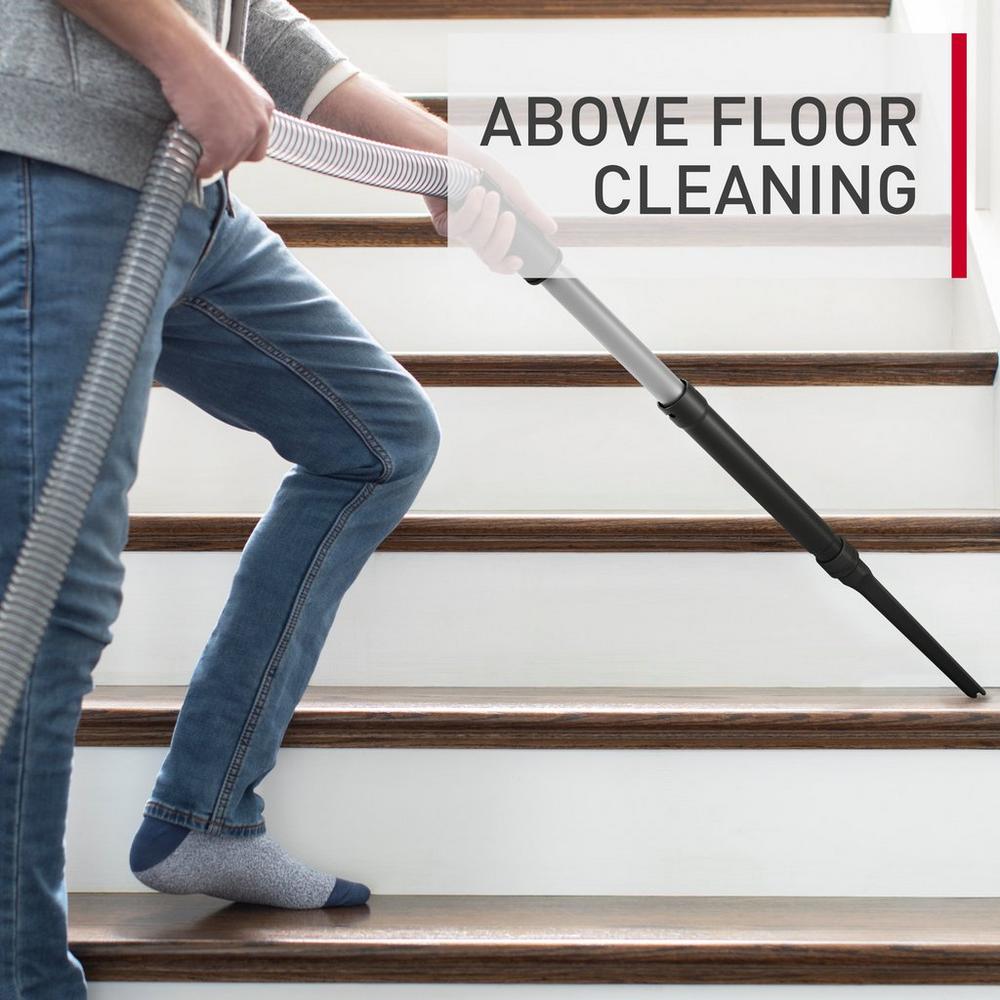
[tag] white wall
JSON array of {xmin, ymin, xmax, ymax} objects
[
  {"xmin": 893, "ymin": 0, "xmax": 1000, "ymax": 348},
  {"xmin": 893, "ymin": 0, "xmax": 1000, "ymax": 509}
]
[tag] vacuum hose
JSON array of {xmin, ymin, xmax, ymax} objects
[
  {"xmin": 0, "ymin": 123, "xmax": 201, "ymax": 745},
  {"xmin": 0, "ymin": 110, "xmax": 985, "ymax": 749},
  {"xmin": 268, "ymin": 110, "xmax": 479, "ymax": 200}
]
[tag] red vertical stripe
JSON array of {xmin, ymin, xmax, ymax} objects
[{"xmin": 951, "ymin": 32, "xmax": 968, "ymax": 279}]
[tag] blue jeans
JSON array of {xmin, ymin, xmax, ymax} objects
[{"xmin": 0, "ymin": 154, "xmax": 439, "ymax": 999}]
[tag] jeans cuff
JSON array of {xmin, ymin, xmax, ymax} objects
[{"xmin": 143, "ymin": 799, "xmax": 266, "ymax": 838}]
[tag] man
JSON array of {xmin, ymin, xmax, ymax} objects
[{"xmin": 0, "ymin": 1, "xmax": 554, "ymax": 996}]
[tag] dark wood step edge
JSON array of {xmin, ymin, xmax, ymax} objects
[
  {"xmin": 77, "ymin": 686, "xmax": 1000, "ymax": 749},
  {"xmin": 126, "ymin": 513, "xmax": 1000, "ymax": 553},
  {"xmin": 295, "ymin": 1, "xmax": 890, "ymax": 21},
  {"xmin": 68, "ymin": 893, "xmax": 1000, "ymax": 985},
  {"xmin": 264, "ymin": 214, "xmax": 947, "ymax": 248},
  {"xmin": 411, "ymin": 93, "xmax": 919, "ymax": 126},
  {"xmin": 396, "ymin": 351, "xmax": 997, "ymax": 386},
  {"xmin": 151, "ymin": 352, "xmax": 998, "ymax": 388}
]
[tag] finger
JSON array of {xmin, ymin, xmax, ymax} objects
[
  {"xmin": 491, "ymin": 176, "xmax": 558, "ymax": 236},
  {"xmin": 253, "ymin": 109, "xmax": 274, "ymax": 159},
  {"xmin": 246, "ymin": 125, "xmax": 270, "ymax": 163},
  {"xmin": 509, "ymin": 187, "xmax": 558, "ymax": 235},
  {"xmin": 495, "ymin": 255, "xmax": 523, "ymax": 275},
  {"xmin": 423, "ymin": 195, "xmax": 448, "ymax": 236},
  {"xmin": 425, "ymin": 195, "xmax": 447, "ymax": 219},
  {"xmin": 528, "ymin": 205, "xmax": 558, "ymax": 236},
  {"xmin": 479, "ymin": 210, "xmax": 516, "ymax": 269},
  {"xmin": 448, "ymin": 186, "xmax": 486, "ymax": 240},
  {"xmin": 464, "ymin": 189, "xmax": 501, "ymax": 251},
  {"xmin": 227, "ymin": 128, "xmax": 266, "ymax": 172},
  {"xmin": 219, "ymin": 146, "xmax": 255, "ymax": 174},
  {"xmin": 196, "ymin": 147, "xmax": 225, "ymax": 179}
]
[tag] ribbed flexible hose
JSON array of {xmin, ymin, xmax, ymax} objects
[
  {"xmin": 0, "ymin": 115, "xmax": 480, "ymax": 747},
  {"xmin": 0, "ymin": 123, "xmax": 200, "ymax": 744},
  {"xmin": 268, "ymin": 110, "xmax": 481, "ymax": 199}
]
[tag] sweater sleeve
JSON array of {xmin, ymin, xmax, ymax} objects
[{"xmin": 245, "ymin": 0, "xmax": 357, "ymax": 117}]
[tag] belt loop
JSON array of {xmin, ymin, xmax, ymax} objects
[{"xmin": 223, "ymin": 170, "xmax": 235, "ymax": 218}]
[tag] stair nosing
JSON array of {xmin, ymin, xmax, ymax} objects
[
  {"xmin": 124, "ymin": 512, "xmax": 1000, "ymax": 553},
  {"xmin": 263, "ymin": 213, "xmax": 947, "ymax": 248},
  {"xmin": 68, "ymin": 892, "xmax": 1000, "ymax": 985},
  {"xmin": 409, "ymin": 92, "xmax": 919, "ymax": 126},
  {"xmin": 293, "ymin": 2, "xmax": 891, "ymax": 20},
  {"xmin": 77, "ymin": 685, "xmax": 1000, "ymax": 749},
  {"xmin": 150, "ymin": 351, "xmax": 997, "ymax": 388}
]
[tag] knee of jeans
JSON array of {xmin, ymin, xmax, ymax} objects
[
  {"xmin": 49, "ymin": 549, "xmax": 125, "ymax": 653},
  {"xmin": 385, "ymin": 386, "xmax": 441, "ymax": 484}
]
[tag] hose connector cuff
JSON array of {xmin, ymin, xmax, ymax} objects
[
  {"xmin": 657, "ymin": 381, "xmax": 709, "ymax": 429},
  {"xmin": 818, "ymin": 536, "xmax": 871, "ymax": 589}
]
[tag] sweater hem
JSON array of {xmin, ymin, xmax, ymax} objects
[{"xmin": 0, "ymin": 73, "xmax": 202, "ymax": 202}]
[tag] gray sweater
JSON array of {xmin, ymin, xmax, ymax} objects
[{"xmin": 0, "ymin": 0, "xmax": 347, "ymax": 192}]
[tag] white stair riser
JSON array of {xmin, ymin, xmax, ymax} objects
[
  {"xmin": 292, "ymin": 251, "xmax": 957, "ymax": 352},
  {"xmin": 67, "ymin": 747, "xmax": 1000, "ymax": 895},
  {"xmin": 87, "ymin": 985, "xmax": 1000, "ymax": 999},
  {"xmin": 132, "ymin": 387, "xmax": 993, "ymax": 514},
  {"xmin": 103, "ymin": 551, "xmax": 1000, "ymax": 687}
]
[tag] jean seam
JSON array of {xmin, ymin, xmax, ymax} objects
[
  {"xmin": 8, "ymin": 705, "xmax": 26, "ymax": 1000},
  {"xmin": 9, "ymin": 683, "xmax": 29, "ymax": 1000},
  {"xmin": 206, "ymin": 479, "xmax": 377, "ymax": 832},
  {"xmin": 20, "ymin": 162, "xmax": 32, "ymax": 316},
  {"xmin": 9, "ymin": 156, "xmax": 36, "ymax": 1000},
  {"xmin": 178, "ymin": 295, "xmax": 395, "ymax": 482},
  {"xmin": 168, "ymin": 297, "xmax": 394, "ymax": 832},
  {"xmin": 144, "ymin": 800, "xmax": 265, "ymax": 836},
  {"xmin": 20, "ymin": 160, "xmax": 34, "ymax": 511}
]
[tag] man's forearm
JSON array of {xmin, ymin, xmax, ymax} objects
[
  {"xmin": 307, "ymin": 74, "xmax": 450, "ymax": 157},
  {"xmin": 56, "ymin": 0, "xmax": 217, "ymax": 82}
]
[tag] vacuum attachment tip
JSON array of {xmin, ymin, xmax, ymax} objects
[{"xmin": 819, "ymin": 537, "xmax": 985, "ymax": 698}]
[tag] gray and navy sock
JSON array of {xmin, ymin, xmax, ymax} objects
[{"xmin": 130, "ymin": 816, "xmax": 370, "ymax": 909}]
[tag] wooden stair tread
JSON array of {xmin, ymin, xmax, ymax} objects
[
  {"xmin": 78, "ymin": 685, "xmax": 1000, "ymax": 748},
  {"xmin": 395, "ymin": 350, "xmax": 998, "ymax": 386},
  {"xmin": 294, "ymin": 2, "xmax": 890, "ymax": 19},
  {"xmin": 125, "ymin": 512, "xmax": 1000, "ymax": 552},
  {"xmin": 68, "ymin": 892, "xmax": 1000, "ymax": 984},
  {"xmin": 263, "ymin": 213, "xmax": 945, "ymax": 248},
  {"xmin": 152, "ymin": 351, "xmax": 999, "ymax": 387},
  {"xmin": 379, "ymin": 350, "xmax": 1000, "ymax": 386},
  {"xmin": 410, "ymin": 93, "xmax": 918, "ymax": 126}
]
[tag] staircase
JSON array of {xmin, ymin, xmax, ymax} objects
[{"xmin": 69, "ymin": 1, "xmax": 1000, "ymax": 996}]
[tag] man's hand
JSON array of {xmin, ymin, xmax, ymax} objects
[
  {"xmin": 310, "ymin": 74, "xmax": 556, "ymax": 275},
  {"xmin": 57, "ymin": 0, "xmax": 274, "ymax": 179},
  {"xmin": 424, "ymin": 170, "xmax": 557, "ymax": 275},
  {"xmin": 159, "ymin": 46, "xmax": 274, "ymax": 179}
]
